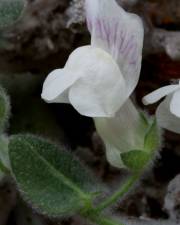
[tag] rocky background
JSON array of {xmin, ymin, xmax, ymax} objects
[{"xmin": 0, "ymin": 0, "xmax": 179, "ymax": 225}]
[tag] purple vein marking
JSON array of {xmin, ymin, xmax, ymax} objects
[
  {"xmin": 113, "ymin": 20, "xmax": 119, "ymax": 47},
  {"xmin": 95, "ymin": 19, "xmax": 103, "ymax": 39},
  {"xmin": 129, "ymin": 44, "xmax": 138, "ymax": 65},
  {"xmin": 103, "ymin": 19, "xmax": 111, "ymax": 48},
  {"xmin": 121, "ymin": 35, "xmax": 134, "ymax": 54}
]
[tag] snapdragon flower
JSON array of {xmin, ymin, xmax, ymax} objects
[
  {"xmin": 143, "ymin": 80, "xmax": 180, "ymax": 134},
  {"xmin": 41, "ymin": 0, "xmax": 144, "ymax": 118},
  {"xmin": 41, "ymin": 0, "xmax": 146, "ymax": 169}
]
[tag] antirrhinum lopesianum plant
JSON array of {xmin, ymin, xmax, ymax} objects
[
  {"xmin": 0, "ymin": 1, "xmax": 178, "ymax": 225},
  {"xmin": 40, "ymin": 0, "xmax": 161, "ymax": 224}
]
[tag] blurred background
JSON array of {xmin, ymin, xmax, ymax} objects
[{"xmin": 0, "ymin": 0, "xmax": 179, "ymax": 224}]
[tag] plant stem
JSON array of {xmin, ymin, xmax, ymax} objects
[
  {"xmin": 94, "ymin": 175, "xmax": 138, "ymax": 213},
  {"xmin": 81, "ymin": 175, "xmax": 138, "ymax": 225}
]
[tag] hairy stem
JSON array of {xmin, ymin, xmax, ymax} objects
[
  {"xmin": 81, "ymin": 175, "xmax": 139, "ymax": 225},
  {"xmin": 94, "ymin": 175, "xmax": 138, "ymax": 213}
]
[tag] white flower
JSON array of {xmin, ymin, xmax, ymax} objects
[
  {"xmin": 95, "ymin": 99, "xmax": 147, "ymax": 168},
  {"xmin": 41, "ymin": 0, "xmax": 144, "ymax": 117},
  {"xmin": 142, "ymin": 80, "xmax": 180, "ymax": 134}
]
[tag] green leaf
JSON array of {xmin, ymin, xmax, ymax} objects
[
  {"xmin": 0, "ymin": 0, "xmax": 25, "ymax": 29},
  {"xmin": 9, "ymin": 135, "xmax": 99, "ymax": 217},
  {"xmin": 0, "ymin": 86, "xmax": 10, "ymax": 132},
  {"xmin": 144, "ymin": 119, "xmax": 160, "ymax": 152},
  {"xmin": 121, "ymin": 150, "xmax": 150, "ymax": 173}
]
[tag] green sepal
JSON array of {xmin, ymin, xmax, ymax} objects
[
  {"xmin": 9, "ymin": 135, "xmax": 100, "ymax": 217},
  {"xmin": 0, "ymin": 0, "xmax": 26, "ymax": 29},
  {"xmin": 144, "ymin": 118, "xmax": 160, "ymax": 152},
  {"xmin": 121, "ymin": 150, "xmax": 150, "ymax": 173},
  {"xmin": 139, "ymin": 111, "xmax": 149, "ymax": 128},
  {"xmin": 121, "ymin": 117, "xmax": 160, "ymax": 173},
  {"xmin": 0, "ymin": 86, "xmax": 10, "ymax": 133}
]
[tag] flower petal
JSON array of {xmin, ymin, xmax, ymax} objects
[
  {"xmin": 67, "ymin": 46, "xmax": 126, "ymax": 117},
  {"xmin": 85, "ymin": 0, "xmax": 144, "ymax": 97},
  {"xmin": 156, "ymin": 95, "xmax": 180, "ymax": 134},
  {"xmin": 41, "ymin": 69, "xmax": 81, "ymax": 103},
  {"xmin": 142, "ymin": 85, "xmax": 180, "ymax": 105},
  {"xmin": 94, "ymin": 99, "xmax": 146, "ymax": 168},
  {"xmin": 170, "ymin": 89, "xmax": 180, "ymax": 118}
]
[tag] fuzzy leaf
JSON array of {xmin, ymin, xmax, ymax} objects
[
  {"xmin": 0, "ymin": 86, "xmax": 10, "ymax": 132},
  {"xmin": 0, "ymin": 0, "xmax": 25, "ymax": 29},
  {"xmin": 121, "ymin": 150, "xmax": 150, "ymax": 173},
  {"xmin": 144, "ymin": 119, "xmax": 160, "ymax": 152},
  {"xmin": 9, "ymin": 135, "xmax": 99, "ymax": 217}
]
